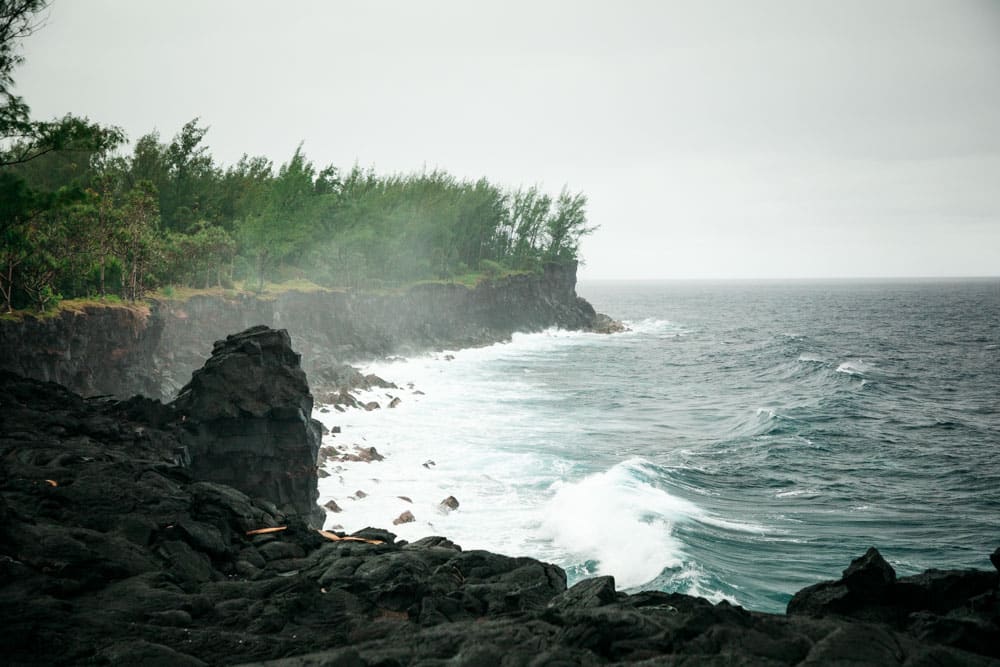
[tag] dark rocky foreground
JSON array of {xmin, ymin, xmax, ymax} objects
[{"xmin": 1, "ymin": 328, "xmax": 998, "ymax": 666}]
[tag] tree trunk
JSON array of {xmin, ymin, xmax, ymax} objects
[
  {"xmin": 256, "ymin": 249, "xmax": 267, "ymax": 293},
  {"xmin": 1, "ymin": 260, "xmax": 13, "ymax": 313}
]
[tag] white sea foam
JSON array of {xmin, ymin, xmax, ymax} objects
[
  {"xmin": 314, "ymin": 327, "xmax": 757, "ymax": 594},
  {"xmin": 622, "ymin": 318, "xmax": 677, "ymax": 336},
  {"xmin": 541, "ymin": 458, "xmax": 694, "ymax": 588},
  {"xmin": 835, "ymin": 359, "xmax": 871, "ymax": 375},
  {"xmin": 775, "ymin": 489, "xmax": 819, "ymax": 499},
  {"xmin": 797, "ymin": 353, "xmax": 825, "ymax": 364},
  {"xmin": 314, "ymin": 329, "xmax": 617, "ymax": 566}
]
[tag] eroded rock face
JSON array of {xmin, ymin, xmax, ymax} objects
[{"xmin": 173, "ymin": 326, "xmax": 323, "ymax": 527}]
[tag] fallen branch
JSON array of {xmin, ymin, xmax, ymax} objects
[
  {"xmin": 245, "ymin": 526, "xmax": 287, "ymax": 536},
  {"xmin": 316, "ymin": 529, "xmax": 383, "ymax": 545}
]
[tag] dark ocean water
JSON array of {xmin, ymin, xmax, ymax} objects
[
  {"xmin": 576, "ymin": 278, "xmax": 1000, "ymax": 611},
  {"xmin": 316, "ymin": 278, "xmax": 1000, "ymax": 613}
]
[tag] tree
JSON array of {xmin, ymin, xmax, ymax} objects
[
  {"xmin": 219, "ymin": 154, "xmax": 272, "ymax": 229},
  {"xmin": 161, "ymin": 118, "xmax": 219, "ymax": 231},
  {"xmin": 0, "ymin": 170, "xmax": 36, "ymax": 310},
  {"xmin": 0, "ymin": 0, "xmax": 46, "ymax": 141},
  {"xmin": 115, "ymin": 181, "xmax": 160, "ymax": 301},
  {"xmin": 509, "ymin": 186, "xmax": 551, "ymax": 269},
  {"xmin": 238, "ymin": 145, "xmax": 316, "ymax": 290},
  {"xmin": 2, "ymin": 114, "xmax": 124, "ymax": 169},
  {"xmin": 0, "ymin": 169, "xmax": 89, "ymax": 311},
  {"xmin": 179, "ymin": 221, "xmax": 235, "ymax": 288},
  {"xmin": 544, "ymin": 188, "xmax": 593, "ymax": 262},
  {"xmin": 0, "ymin": 3, "xmax": 124, "ymax": 169},
  {"xmin": 85, "ymin": 174, "xmax": 121, "ymax": 297}
]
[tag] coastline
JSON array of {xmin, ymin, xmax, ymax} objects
[
  {"xmin": 0, "ymin": 325, "xmax": 997, "ymax": 664},
  {"xmin": 0, "ymin": 364, "xmax": 996, "ymax": 665},
  {"xmin": 0, "ymin": 262, "xmax": 615, "ymax": 402}
]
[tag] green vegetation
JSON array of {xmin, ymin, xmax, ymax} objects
[{"xmin": 0, "ymin": 1, "xmax": 595, "ymax": 313}]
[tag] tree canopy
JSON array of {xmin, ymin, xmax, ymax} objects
[{"xmin": 0, "ymin": 1, "xmax": 595, "ymax": 312}]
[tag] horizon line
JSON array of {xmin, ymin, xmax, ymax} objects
[{"xmin": 577, "ymin": 275, "xmax": 1000, "ymax": 282}]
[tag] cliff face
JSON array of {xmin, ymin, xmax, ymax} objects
[
  {"xmin": 0, "ymin": 303, "xmax": 164, "ymax": 398},
  {"xmin": 0, "ymin": 262, "xmax": 602, "ymax": 400}
]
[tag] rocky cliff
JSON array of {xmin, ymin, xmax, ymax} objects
[{"xmin": 0, "ymin": 262, "xmax": 611, "ymax": 401}]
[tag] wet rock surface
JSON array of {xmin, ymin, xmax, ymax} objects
[{"xmin": 2, "ymin": 368, "xmax": 998, "ymax": 664}]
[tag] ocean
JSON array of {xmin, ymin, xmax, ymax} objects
[{"xmin": 314, "ymin": 278, "xmax": 1000, "ymax": 613}]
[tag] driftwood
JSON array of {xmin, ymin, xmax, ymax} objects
[
  {"xmin": 317, "ymin": 529, "xmax": 383, "ymax": 545},
  {"xmin": 245, "ymin": 526, "xmax": 287, "ymax": 536}
]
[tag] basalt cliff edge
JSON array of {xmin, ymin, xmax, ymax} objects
[{"xmin": 0, "ymin": 262, "xmax": 619, "ymax": 401}]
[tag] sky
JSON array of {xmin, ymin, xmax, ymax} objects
[{"xmin": 14, "ymin": 0, "xmax": 1000, "ymax": 279}]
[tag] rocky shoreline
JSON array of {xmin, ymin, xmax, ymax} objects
[
  {"xmin": 0, "ymin": 262, "xmax": 621, "ymax": 402},
  {"xmin": 1, "ymin": 326, "xmax": 997, "ymax": 665}
]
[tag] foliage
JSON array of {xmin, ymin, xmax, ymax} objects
[{"xmin": 0, "ymin": 2, "xmax": 595, "ymax": 306}]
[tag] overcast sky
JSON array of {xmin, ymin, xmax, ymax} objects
[{"xmin": 15, "ymin": 0, "xmax": 1000, "ymax": 279}]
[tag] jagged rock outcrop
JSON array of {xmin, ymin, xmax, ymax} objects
[
  {"xmin": 1, "ymin": 371, "xmax": 998, "ymax": 665},
  {"xmin": 789, "ymin": 546, "xmax": 1000, "ymax": 659},
  {"xmin": 172, "ymin": 326, "xmax": 324, "ymax": 527}
]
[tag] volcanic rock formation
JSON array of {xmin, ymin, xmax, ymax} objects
[{"xmin": 172, "ymin": 326, "xmax": 324, "ymax": 527}]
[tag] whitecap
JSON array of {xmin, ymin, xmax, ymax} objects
[
  {"xmin": 541, "ymin": 458, "xmax": 696, "ymax": 588},
  {"xmin": 835, "ymin": 359, "xmax": 870, "ymax": 375},
  {"xmin": 621, "ymin": 317, "xmax": 675, "ymax": 335},
  {"xmin": 775, "ymin": 489, "xmax": 819, "ymax": 499},
  {"xmin": 797, "ymin": 353, "xmax": 825, "ymax": 364}
]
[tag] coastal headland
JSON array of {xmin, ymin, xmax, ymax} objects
[
  {"xmin": 0, "ymin": 270, "xmax": 997, "ymax": 665},
  {"xmin": 0, "ymin": 262, "xmax": 619, "ymax": 402}
]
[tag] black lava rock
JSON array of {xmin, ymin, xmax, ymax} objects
[
  {"xmin": 173, "ymin": 326, "xmax": 324, "ymax": 527},
  {"xmin": 2, "ymin": 368, "xmax": 998, "ymax": 666}
]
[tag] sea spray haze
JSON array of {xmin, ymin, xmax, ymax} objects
[{"xmin": 314, "ymin": 278, "xmax": 1000, "ymax": 613}]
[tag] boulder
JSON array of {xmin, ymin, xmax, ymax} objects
[
  {"xmin": 548, "ymin": 575, "xmax": 618, "ymax": 610},
  {"xmin": 842, "ymin": 547, "xmax": 896, "ymax": 595},
  {"xmin": 393, "ymin": 510, "xmax": 415, "ymax": 525},
  {"xmin": 438, "ymin": 496, "xmax": 460, "ymax": 512},
  {"xmin": 589, "ymin": 312, "xmax": 628, "ymax": 334},
  {"xmin": 172, "ymin": 326, "xmax": 323, "ymax": 527}
]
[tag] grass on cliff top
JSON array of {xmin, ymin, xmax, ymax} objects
[
  {"xmin": 408, "ymin": 268, "xmax": 537, "ymax": 290},
  {"xmin": 148, "ymin": 279, "xmax": 340, "ymax": 303},
  {"xmin": 0, "ymin": 269, "xmax": 539, "ymax": 321},
  {"xmin": 0, "ymin": 296, "xmax": 150, "ymax": 322}
]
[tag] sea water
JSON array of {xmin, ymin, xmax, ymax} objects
[{"xmin": 313, "ymin": 279, "xmax": 1000, "ymax": 613}]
